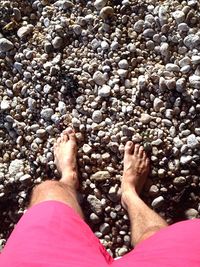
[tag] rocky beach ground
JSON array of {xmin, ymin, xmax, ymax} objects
[{"xmin": 1, "ymin": 0, "xmax": 200, "ymax": 258}]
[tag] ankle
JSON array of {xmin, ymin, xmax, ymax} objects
[{"xmin": 121, "ymin": 188, "xmax": 139, "ymax": 209}]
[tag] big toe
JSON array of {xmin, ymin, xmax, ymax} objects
[
  {"xmin": 63, "ymin": 127, "xmax": 76, "ymax": 143},
  {"xmin": 124, "ymin": 141, "xmax": 134, "ymax": 155}
]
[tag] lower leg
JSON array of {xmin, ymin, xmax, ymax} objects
[
  {"xmin": 30, "ymin": 180, "xmax": 84, "ymax": 219},
  {"xmin": 29, "ymin": 128, "xmax": 84, "ymax": 219},
  {"xmin": 121, "ymin": 142, "xmax": 167, "ymax": 247}
]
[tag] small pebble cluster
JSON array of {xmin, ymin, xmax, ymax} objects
[{"xmin": 1, "ymin": 0, "xmax": 200, "ymax": 257}]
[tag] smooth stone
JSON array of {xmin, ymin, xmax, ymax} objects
[
  {"xmin": 185, "ymin": 208, "xmax": 198, "ymax": 219},
  {"xmin": 143, "ymin": 29, "xmax": 155, "ymax": 38},
  {"xmin": 151, "ymin": 139, "xmax": 163, "ymax": 146},
  {"xmin": 54, "ymin": 0, "xmax": 74, "ymax": 9},
  {"xmin": 180, "ymin": 155, "xmax": 192, "ymax": 164},
  {"xmin": 17, "ymin": 24, "xmax": 34, "ymax": 38},
  {"xmin": 108, "ymin": 185, "xmax": 120, "ymax": 202},
  {"xmin": 187, "ymin": 134, "xmax": 199, "ymax": 149},
  {"xmin": 98, "ymin": 85, "xmax": 111, "ymax": 97},
  {"xmin": 140, "ymin": 113, "xmax": 152, "ymax": 124},
  {"xmin": 40, "ymin": 108, "xmax": 54, "ymax": 121},
  {"xmin": 194, "ymin": 128, "xmax": 200, "ymax": 135},
  {"xmin": 19, "ymin": 174, "xmax": 31, "ymax": 183},
  {"xmin": 151, "ymin": 196, "xmax": 164, "ymax": 208},
  {"xmin": 94, "ymin": 0, "xmax": 108, "ymax": 10},
  {"xmin": 160, "ymin": 42, "xmax": 169, "ymax": 57},
  {"xmin": 100, "ymin": 223, "xmax": 110, "ymax": 235},
  {"xmin": 173, "ymin": 176, "xmax": 186, "ymax": 186},
  {"xmin": 191, "ymin": 56, "xmax": 200, "ymax": 65},
  {"xmin": 1, "ymin": 100, "xmax": 10, "ymax": 111},
  {"xmin": 117, "ymin": 247, "xmax": 128, "ymax": 256},
  {"xmin": 179, "ymin": 56, "xmax": 191, "ymax": 67},
  {"xmin": 165, "ymin": 63, "xmax": 180, "ymax": 72},
  {"xmin": 87, "ymin": 195, "xmax": 102, "ymax": 215},
  {"xmin": 178, "ymin": 23, "xmax": 189, "ymax": 32},
  {"xmin": 153, "ymin": 97, "xmax": 164, "ymax": 112},
  {"xmin": 92, "ymin": 110, "xmax": 103, "ymax": 123},
  {"xmin": 176, "ymin": 78, "xmax": 185, "ymax": 92},
  {"xmin": 100, "ymin": 6, "xmax": 114, "ymax": 20},
  {"xmin": 101, "ymin": 41, "xmax": 109, "ymax": 50},
  {"xmin": 0, "ymin": 38, "xmax": 14, "ymax": 52},
  {"xmin": 173, "ymin": 10, "xmax": 185, "ymax": 24},
  {"xmin": 93, "ymin": 71, "xmax": 106, "ymax": 85},
  {"xmin": 91, "ymin": 171, "xmax": 110, "ymax": 181},
  {"xmin": 52, "ymin": 36, "xmax": 63, "ymax": 49},
  {"xmin": 8, "ymin": 159, "xmax": 24, "ymax": 176},
  {"xmin": 180, "ymin": 65, "xmax": 191, "ymax": 73},
  {"xmin": 83, "ymin": 144, "xmax": 92, "ymax": 154},
  {"xmin": 134, "ymin": 20, "xmax": 144, "ymax": 33},
  {"xmin": 117, "ymin": 69, "xmax": 128, "ymax": 78},
  {"xmin": 173, "ymin": 137, "xmax": 183, "ymax": 148},
  {"xmin": 184, "ymin": 34, "xmax": 200, "ymax": 49},
  {"xmin": 90, "ymin": 213, "xmax": 101, "ymax": 224},
  {"xmin": 118, "ymin": 59, "xmax": 129, "ymax": 69},
  {"xmin": 149, "ymin": 185, "xmax": 159, "ymax": 196}
]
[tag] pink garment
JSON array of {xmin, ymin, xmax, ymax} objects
[{"xmin": 0, "ymin": 200, "xmax": 200, "ymax": 267}]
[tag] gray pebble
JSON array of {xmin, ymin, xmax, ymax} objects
[
  {"xmin": 0, "ymin": 38, "xmax": 14, "ymax": 52},
  {"xmin": 152, "ymin": 196, "xmax": 164, "ymax": 208},
  {"xmin": 100, "ymin": 223, "xmax": 110, "ymax": 235},
  {"xmin": 92, "ymin": 110, "xmax": 103, "ymax": 123},
  {"xmin": 41, "ymin": 108, "xmax": 54, "ymax": 121},
  {"xmin": 17, "ymin": 24, "xmax": 34, "ymax": 38}
]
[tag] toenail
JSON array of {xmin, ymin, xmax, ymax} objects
[{"xmin": 67, "ymin": 127, "xmax": 73, "ymax": 134}]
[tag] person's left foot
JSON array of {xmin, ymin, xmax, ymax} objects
[{"xmin": 54, "ymin": 127, "xmax": 79, "ymax": 189}]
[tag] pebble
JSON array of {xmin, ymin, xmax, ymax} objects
[
  {"xmin": 184, "ymin": 208, "xmax": 198, "ymax": 219},
  {"xmin": 151, "ymin": 196, "xmax": 164, "ymax": 209},
  {"xmin": 173, "ymin": 176, "xmax": 186, "ymax": 186},
  {"xmin": 0, "ymin": 38, "xmax": 14, "ymax": 52},
  {"xmin": 87, "ymin": 195, "xmax": 103, "ymax": 215},
  {"xmin": 40, "ymin": 108, "xmax": 54, "ymax": 121},
  {"xmin": 180, "ymin": 155, "xmax": 192, "ymax": 164},
  {"xmin": 187, "ymin": 134, "xmax": 199, "ymax": 149},
  {"xmin": 91, "ymin": 171, "xmax": 110, "ymax": 181},
  {"xmin": 100, "ymin": 223, "xmax": 110, "ymax": 235},
  {"xmin": 1, "ymin": 100, "xmax": 10, "ymax": 111},
  {"xmin": 92, "ymin": 110, "xmax": 103, "ymax": 123},
  {"xmin": 83, "ymin": 144, "xmax": 92, "ymax": 154},
  {"xmin": 118, "ymin": 59, "xmax": 129, "ymax": 70},
  {"xmin": 140, "ymin": 114, "xmax": 152, "ymax": 124},
  {"xmin": 94, "ymin": 0, "xmax": 108, "ymax": 10},
  {"xmin": 8, "ymin": 160, "xmax": 24, "ymax": 177},
  {"xmin": 93, "ymin": 71, "xmax": 106, "ymax": 85},
  {"xmin": 153, "ymin": 98, "xmax": 164, "ymax": 112},
  {"xmin": 173, "ymin": 10, "xmax": 185, "ymax": 24},
  {"xmin": 100, "ymin": 6, "xmax": 114, "ymax": 20},
  {"xmin": 17, "ymin": 24, "xmax": 34, "ymax": 38},
  {"xmin": 117, "ymin": 247, "xmax": 128, "ymax": 256},
  {"xmin": 52, "ymin": 36, "xmax": 63, "ymax": 49},
  {"xmin": 165, "ymin": 63, "xmax": 180, "ymax": 72},
  {"xmin": 98, "ymin": 85, "xmax": 111, "ymax": 97}
]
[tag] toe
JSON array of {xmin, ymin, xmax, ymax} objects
[
  {"xmin": 65, "ymin": 127, "xmax": 76, "ymax": 142},
  {"xmin": 139, "ymin": 146, "xmax": 144, "ymax": 158},
  {"xmin": 57, "ymin": 137, "xmax": 61, "ymax": 144},
  {"xmin": 125, "ymin": 141, "xmax": 134, "ymax": 154},
  {"xmin": 134, "ymin": 144, "xmax": 140, "ymax": 155},
  {"xmin": 61, "ymin": 132, "xmax": 68, "ymax": 142}
]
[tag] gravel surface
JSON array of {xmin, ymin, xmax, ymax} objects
[{"xmin": 1, "ymin": 0, "xmax": 200, "ymax": 258}]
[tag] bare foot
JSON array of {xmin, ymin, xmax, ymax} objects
[
  {"xmin": 121, "ymin": 141, "xmax": 150, "ymax": 209},
  {"xmin": 54, "ymin": 127, "xmax": 79, "ymax": 190}
]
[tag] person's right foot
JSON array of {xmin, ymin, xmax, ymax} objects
[{"xmin": 121, "ymin": 141, "xmax": 150, "ymax": 209}]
